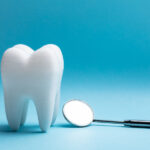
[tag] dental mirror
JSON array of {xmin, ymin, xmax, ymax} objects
[
  {"xmin": 63, "ymin": 100, "xmax": 93, "ymax": 126},
  {"xmin": 63, "ymin": 99, "xmax": 150, "ymax": 128}
]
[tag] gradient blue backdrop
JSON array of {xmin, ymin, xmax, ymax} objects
[{"xmin": 0, "ymin": 0, "xmax": 150, "ymax": 150}]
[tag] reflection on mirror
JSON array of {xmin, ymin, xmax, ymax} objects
[{"xmin": 63, "ymin": 100, "xmax": 94, "ymax": 127}]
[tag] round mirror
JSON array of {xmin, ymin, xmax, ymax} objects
[{"xmin": 63, "ymin": 100, "xmax": 94, "ymax": 127}]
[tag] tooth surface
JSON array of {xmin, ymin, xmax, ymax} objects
[
  {"xmin": 20, "ymin": 100, "xmax": 29, "ymax": 126},
  {"xmin": 47, "ymin": 44, "xmax": 64, "ymax": 125},
  {"xmin": 4, "ymin": 91, "xmax": 26, "ymax": 130},
  {"xmin": 13, "ymin": 44, "xmax": 33, "ymax": 126},
  {"xmin": 1, "ymin": 44, "xmax": 64, "ymax": 132}
]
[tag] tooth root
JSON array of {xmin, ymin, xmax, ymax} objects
[
  {"xmin": 4, "ymin": 92, "xmax": 24, "ymax": 131},
  {"xmin": 20, "ymin": 101, "xmax": 29, "ymax": 126},
  {"xmin": 34, "ymin": 93, "xmax": 56, "ymax": 132},
  {"xmin": 35, "ymin": 102, "xmax": 54, "ymax": 132},
  {"xmin": 51, "ymin": 91, "xmax": 60, "ymax": 125}
]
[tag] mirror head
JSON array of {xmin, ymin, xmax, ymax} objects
[{"xmin": 63, "ymin": 100, "xmax": 94, "ymax": 127}]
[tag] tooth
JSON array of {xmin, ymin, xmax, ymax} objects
[
  {"xmin": 49, "ymin": 45, "xmax": 64, "ymax": 125},
  {"xmin": 1, "ymin": 44, "xmax": 64, "ymax": 132}
]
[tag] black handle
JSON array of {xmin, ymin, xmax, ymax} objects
[{"xmin": 124, "ymin": 120, "xmax": 150, "ymax": 127}]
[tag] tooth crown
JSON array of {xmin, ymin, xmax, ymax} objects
[{"xmin": 1, "ymin": 44, "xmax": 64, "ymax": 132}]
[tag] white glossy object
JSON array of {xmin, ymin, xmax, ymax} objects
[
  {"xmin": 63, "ymin": 100, "xmax": 94, "ymax": 127},
  {"xmin": 1, "ymin": 44, "xmax": 64, "ymax": 132}
]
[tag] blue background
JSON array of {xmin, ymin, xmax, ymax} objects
[{"xmin": 0, "ymin": 0, "xmax": 150, "ymax": 149}]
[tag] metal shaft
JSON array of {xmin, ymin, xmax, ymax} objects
[
  {"xmin": 93, "ymin": 119, "xmax": 150, "ymax": 128},
  {"xmin": 93, "ymin": 119, "xmax": 124, "ymax": 124}
]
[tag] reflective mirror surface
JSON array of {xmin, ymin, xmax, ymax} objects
[{"xmin": 63, "ymin": 100, "xmax": 94, "ymax": 127}]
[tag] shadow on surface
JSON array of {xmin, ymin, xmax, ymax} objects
[
  {"xmin": 93, "ymin": 123, "xmax": 150, "ymax": 129},
  {"xmin": 53, "ymin": 123, "xmax": 80, "ymax": 128},
  {"xmin": 54, "ymin": 122, "xmax": 150, "ymax": 129},
  {"xmin": 0, "ymin": 123, "xmax": 80, "ymax": 134},
  {"xmin": 0, "ymin": 124, "xmax": 43, "ymax": 134},
  {"xmin": 0, "ymin": 122, "xmax": 149, "ymax": 134}
]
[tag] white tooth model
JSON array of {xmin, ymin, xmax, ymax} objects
[{"xmin": 1, "ymin": 44, "xmax": 64, "ymax": 132}]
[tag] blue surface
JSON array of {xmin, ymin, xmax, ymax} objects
[
  {"xmin": 0, "ymin": 0, "xmax": 150, "ymax": 149},
  {"xmin": 0, "ymin": 81, "xmax": 150, "ymax": 150}
]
